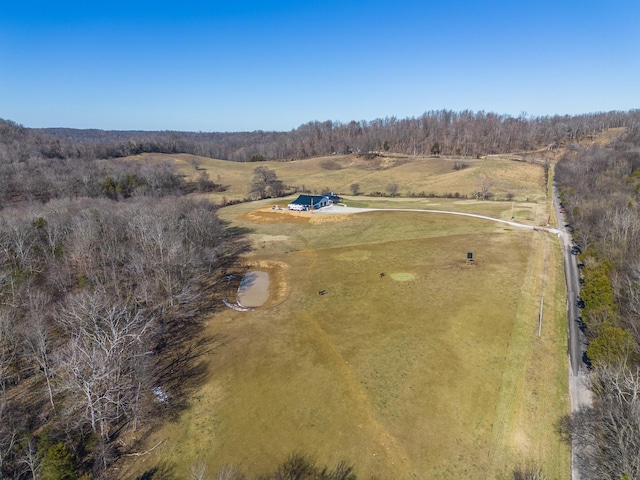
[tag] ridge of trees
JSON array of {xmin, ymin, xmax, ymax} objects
[
  {"xmin": 3, "ymin": 109, "xmax": 637, "ymax": 163},
  {"xmin": 0, "ymin": 129, "xmax": 227, "ymax": 208},
  {"xmin": 556, "ymin": 127, "xmax": 640, "ymax": 479}
]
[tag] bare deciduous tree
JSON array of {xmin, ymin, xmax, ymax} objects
[
  {"xmin": 570, "ymin": 365, "xmax": 640, "ymax": 479},
  {"xmin": 56, "ymin": 290, "xmax": 154, "ymax": 442},
  {"xmin": 0, "ymin": 309, "xmax": 16, "ymax": 396},
  {"xmin": 189, "ymin": 460, "xmax": 210, "ymax": 480},
  {"xmin": 17, "ymin": 437, "xmax": 41, "ymax": 480},
  {"xmin": 476, "ymin": 176, "xmax": 495, "ymax": 200},
  {"xmin": 24, "ymin": 305, "xmax": 56, "ymax": 410},
  {"xmin": 386, "ymin": 183, "xmax": 399, "ymax": 197},
  {"xmin": 453, "ymin": 159, "xmax": 468, "ymax": 170},
  {"xmin": 0, "ymin": 398, "xmax": 19, "ymax": 479},
  {"xmin": 250, "ymin": 166, "xmax": 284, "ymax": 199}
]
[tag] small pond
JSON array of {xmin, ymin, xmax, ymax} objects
[{"xmin": 237, "ymin": 271, "xmax": 270, "ymax": 308}]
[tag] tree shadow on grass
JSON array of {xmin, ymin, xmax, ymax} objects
[
  {"xmin": 135, "ymin": 460, "xmax": 176, "ymax": 480},
  {"xmin": 119, "ymin": 331, "xmax": 227, "ymax": 478},
  {"xmin": 154, "ymin": 328, "xmax": 227, "ymax": 421}
]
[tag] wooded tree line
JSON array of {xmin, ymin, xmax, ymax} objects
[
  {"xmin": 0, "ymin": 119, "xmax": 229, "ymax": 207},
  {"xmin": 0, "ymin": 127, "xmax": 247, "ymax": 478},
  {"xmin": 556, "ymin": 127, "xmax": 640, "ymax": 479},
  {"xmin": 25, "ymin": 109, "xmax": 640, "ymax": 162}
]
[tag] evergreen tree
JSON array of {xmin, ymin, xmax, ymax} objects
[{"xmin": 41, "ymin": 443, "xmax": 76, "ymax": 480}]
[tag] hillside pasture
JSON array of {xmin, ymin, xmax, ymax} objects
[
  {"xmin": 125, "ymin": 206, "xmax": 569, "ymax": 479},
  {"xmin": 124, "ymin": 152, "xmax": 547, "ymax": 204}
]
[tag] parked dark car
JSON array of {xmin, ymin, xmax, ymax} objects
[
  {"xmin": 576, "ymin": 297, "xmax": 585, "ymax": 309},
  {"xmin": 579, "ymin": 277, "xmax": 585, "ymax": 285},
  {"xmin": 571, "ymin": 247, "xmax": 580, "ymax": 255},
  {"xmin": 582, "ymin": 351, "xmax": 593, "ymax": 370}
]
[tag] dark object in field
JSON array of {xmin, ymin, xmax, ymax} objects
[
  {"xmin": 318, "ymin": 290, "xmax": 327, "ymax": 295},
  {"xmin": 380, "ymin": 272, "xmax": 386, "ymax": 278}
]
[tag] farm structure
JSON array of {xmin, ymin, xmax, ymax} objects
[{"xmin": 288, "ymin": 193, "xmax": 340, "ymax": 211}]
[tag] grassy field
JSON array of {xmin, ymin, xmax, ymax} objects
[
  {"xmin": 121, "ymin": 189, "xmax": 570, "ymax": 479},
  {"xmin": 127, "ymin": 152, "xmax": 547, "ymax": 205},
  {"xmin": 116, "ymin": 155, "xmax": 569, "ymax": 478}
]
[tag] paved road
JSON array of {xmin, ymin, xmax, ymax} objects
[
  {"xmin": 551, "ymin": 187, "xmax": 592, "ymax": 480},
  {"xmin": 551, "ymin": 189, "xmax": 589, "ymax": 377}
]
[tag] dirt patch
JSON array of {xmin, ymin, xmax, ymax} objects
[
  {"xmin": 320, "ymin": 159, "xmax": 344, "ymax": 170},
  {"xmin": 315, "ymin": 154, "xmax": 408, "ymax": 171},
  {"xmin": 307, "ymin": 213, "xmax": 353, "ymax": 224},
  {"xmin": 241, "ymin": 209, "xmax": 310, "ymax": 225},
  {"xmin": 240, "ymin": 207, "xmax": 351, "ymax": 225},
  {"xmin": 358, "ymin": 157, "xmax": 408, "ymax": 170},
  {"xmin": 390, "ymin": 272, "xmax": 415, "ymax": 281}
]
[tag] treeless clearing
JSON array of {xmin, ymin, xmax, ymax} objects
[
  {"xmin": 124, "ymin": 151, "xmax": 547, "ymax": 205},
  {"xmin": 121, "ymin": 205, "xmax": 570, "ymax": 479}
]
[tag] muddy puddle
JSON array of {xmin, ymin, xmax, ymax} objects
[{"xmin": 237, "ymin": 271, "xmax": 270, "ymax": 308}]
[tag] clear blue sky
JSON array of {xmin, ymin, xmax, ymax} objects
[{"xmin": 2, "ymin": 0, "xmax": 639, "ymax": 132}]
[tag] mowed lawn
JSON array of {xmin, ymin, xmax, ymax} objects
[{"xmin": 129, "ymin": 207, "xmax": 569, "ymax": 479}]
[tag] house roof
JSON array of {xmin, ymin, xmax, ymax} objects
[
  {"xmin": 322, "ymin": 192, "xmax": 341, "ymax": 202},
  {"xmin": 289, "ymin": 194, "xmax": 328, "ymax": 206}
]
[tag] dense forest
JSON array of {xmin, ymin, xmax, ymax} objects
[
  {"xmin": 27, "ymin": 109, "xmax": 640, "ymax": 162},
  {"xmin": 2, "ymin": 109, "xmax": 640, "ymax": 478},
  {"xmin": 0, "ymin": 121, "xmax": 248, "ymax": 478},
  {"xmin": 556, "ymin": 126, "xmax": 640, "ymax": 479}
]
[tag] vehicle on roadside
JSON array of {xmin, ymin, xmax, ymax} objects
[
  {"xmin": 576, "ymin": 297, "xmax": 585, "ymax": 309},
  {"xmin": 582, "ymin": 351, "xmax": 593, "ymax": 370},
  {"xmin": 571, "ymin": 247, "xmax": 580, "ymax": 255}
]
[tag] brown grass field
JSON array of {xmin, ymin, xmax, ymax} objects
[
  {"xmin": 119, "ymin": 157, "xmax": 570, "ymax": 479},
  {"xmin": 129, "ymin": 152, "xmax": 547, "ymax": 205}
]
